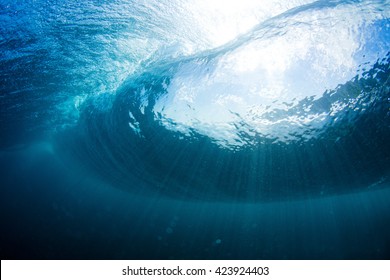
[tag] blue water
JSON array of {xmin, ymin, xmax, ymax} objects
[{"xmin": 1, "ymin": 0, "xmax": 390, "ymax": 259}]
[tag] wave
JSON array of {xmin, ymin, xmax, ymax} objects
[
  {"xmin": 1, "ymin": 0, "xmax": 389, "ymax": 201},
  {"xmin": 55, "ymin": 0, "xmax": 390, "ymax": 201}
]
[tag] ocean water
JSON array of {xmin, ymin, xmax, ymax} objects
[{"xmin": 1, "ymin": 0, "xmax": 390, "ymax": 259}]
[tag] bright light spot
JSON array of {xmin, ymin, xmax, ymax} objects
[{"xmin": 151, "ymin": 1, "xmax": 389, "ymax": 148}]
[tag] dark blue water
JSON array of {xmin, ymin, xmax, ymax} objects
[{"xmin": 1, "ymin": 0, "xmax": 390, "ymax": 259}]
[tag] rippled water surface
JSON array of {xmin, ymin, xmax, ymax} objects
[{"xmin": 1, "ymin": 0, "xmax": 390, "ymax": 259}]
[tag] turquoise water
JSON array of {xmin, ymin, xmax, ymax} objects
[{"xmin": 1, "ymin": 0, "xmax": 390, "ymax": 259}]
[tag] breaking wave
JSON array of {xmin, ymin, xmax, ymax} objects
[{"xmin": 1, "ymin": 0, "xmax": 390, "ymax": 201}]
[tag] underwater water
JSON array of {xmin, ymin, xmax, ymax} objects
[{"xmin": 1, "ymin": 0, "xmax": 390, "ymax": 259}]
